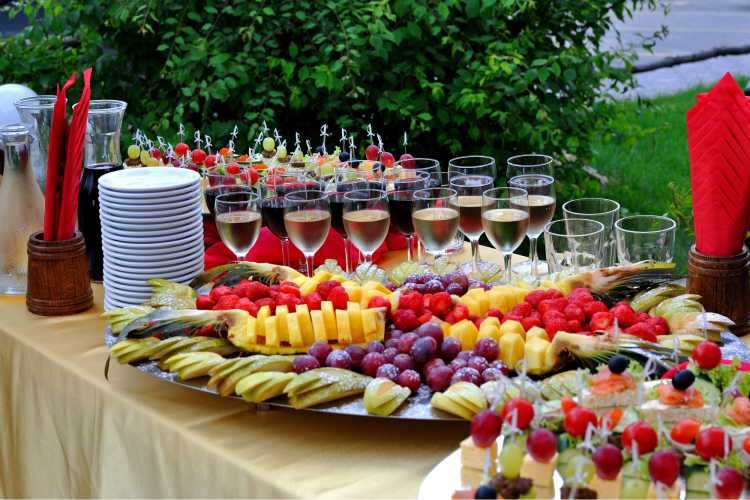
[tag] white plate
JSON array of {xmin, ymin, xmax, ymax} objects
[
  {"xmin": 103, "ymin": 292, "xmax": 146, "ymax": 310},
  {"xmin": 103, "ymin": 258, "xmax": 204, "ymax": 279},
  {"xmin": 99, "ymin": 205, "xmax": 202, "ymax": 224},
  {"xmin": 104, "ymin": 269, "xmax": 198, "ymax": 288},
  {"xmin": 100, "ymin": 216, "xmax": 203, "ymax": 235},
  {"xmin": 101, "ymin": 224, "xmax": 204, "ymax": 244},
  {"xmin": 99, "ymin": 194, "xmax": 201, "ymax": 213},
  {"xmin": 103, "ymin": 237, "xmax": 203, "ymax": 255},
  {"xmin": 99, "ymin": 182, "xmax": 201, "ymax": 201},
  {"xmin": 102, "ymin": 246, "xmax": 204, "ymax": 266},
  {"xmin": 103, "ymin": 285, "xmax": 153, "ymax": 299},
  {"xmin": 99, "ymin": 167, "xmax": 201, "ymax": 192}
]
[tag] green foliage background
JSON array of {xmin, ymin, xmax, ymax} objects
[{"xmin": 1, "ymin": 0, "xmax": 663, "ymax": 184}]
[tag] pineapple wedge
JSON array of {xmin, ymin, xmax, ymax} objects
[
  {"xmin": 458, "ymin": 295, "xmax": 481, "ymax": 317},
  {"xmin": 299, "ymin": 279, "xmax": 319, "ymax": 296},
  {"xmin": 361, "ymin": 307, "xmax": 386, "ymax": 342},
  {"xmin": 227, "ymin": 315, "xmax": 257, "ymax": 351},
  {"xmin": 499, "ymin": 319, "xmax": 525, "ymax": 338},
  {"xmin": 499, "ymin": 333, "xmax": 525, "ymax": 371},
  {"xmin": 525, "ymin": 326, "xmax": 549, "ymax": 343},
  {"xmin": 321, "ymin": 301, "xmax": 338, "ymax": 340},
  {"xmin": 525, "ymin": 338, "xmax": 550, "ymax": 375},
  {"xmin": 360, "ymin": 288, "xmax": 388, "ymax": 309},
  {"xmin": 256, "ymin": 305, "xmax": 272, "ymax": 338},
  {"xmin": 275, "ymin": 305, "xmax": 290, "ymax": 344},
  {"xmin": 310, "ymin": 310, "xmax": 328, "ymax": 343},
  {"xmin": 286, "ymin": 313, "xmax": 304, "ymax": 347},
  {"xmin": 335, "ymin": 309, "xmax": 352, "ymax": 344},
  {"xmin": 295, "ymin": 304, "xmax": 315, "ymax": 346},
  {"xmin": 449, "ymin": 320, "xmax": 478, "ymax": 351},
  {"xmin": 347, "ymin": 302, "xmax": 365, "ymax": 343},
  {"xmin": 341, "ymin": 281, "xmax": 362, "ymax": 302},
  {"xmin": 264, "ymin": 316, "xmax": 279, "ymax": 346},
  {"xmin": 478, "ymin": 317, "xmax": 501, "ymax": 341}
]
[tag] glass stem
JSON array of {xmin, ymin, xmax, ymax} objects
[
  {"xmin": 363, "ymin": 252, "xmax": 372, "ymax": 264},
  {"xmin": 406, "ymin": 234, "xmax": 413, "ymax": 262},
  {"xmin": 470, "ymin": 238, "xmax": 480, "ymax": 270},
  {"xmin": 529, "ymin": 236, "xmax": 538, "ymax": 277},
  {"xmin": 417, "ymin": 239, "xmax": 424, "ymax": 266},
  {"xmin": 344, "ymin": 239, "xmax": 351, "ymax": 274},
  {"xmin": 503, "ymin": 253, "xmax": 512, "ymax": 284},
  {"xmin": 281, "ymin": 237, "xmax": 290, "ymax": 267},
  {"xmin": 305, "ymin": 254, "xmax": 314, "ymax": 277}
]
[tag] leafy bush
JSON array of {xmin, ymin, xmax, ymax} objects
[{"xmin": 1, "ymin": 0, "xmax": 664, "ymax": 180}]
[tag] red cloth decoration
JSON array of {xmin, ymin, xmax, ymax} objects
[{"xmin": 687, "ymin": 72, "xmax": 750, "ymax": 256}]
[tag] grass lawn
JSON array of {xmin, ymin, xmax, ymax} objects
[{"xmin": 586, "ymin": 77, "xmax": 749, "ymax": 273}]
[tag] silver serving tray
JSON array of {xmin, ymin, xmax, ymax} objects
[{"xmin": 105, "ymin": 330, "xmax": 750, "ymax": 421}]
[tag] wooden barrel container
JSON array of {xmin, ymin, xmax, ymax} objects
[
  {"xmin": 688, "ymin": 245, "xmax": 750, "ymax": 335},
  {"xmin": 26, "ymin": 231, "xmax": 93, "ymax": 316}
]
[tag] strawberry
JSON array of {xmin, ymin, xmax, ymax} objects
[
  {"xmin": 545, "ymin": 319, "xmax": 568, "ymax": 339},
  {"xmin": 226, "ymin": 162, "xmax": 241, "ymax": 175},
  {"xmin": 569, "ymin": 287, "xmax": 594, "ymax": 304},
  {"xmin": 279, "ymin": 281, "xmax": 301, "ymax": 297},
  {"xmin": 510, "ymin": 301, "xmax": 533, "ymax": 318},
  {"xmin": 429, "ymin": 292, "xmax": 453, "ymax": 318},
  {"xmin": 248, "ymin": 166, "xmax": 259, "ymax": 185},
  {"xmin": 255, "ymin": 297, "xmax": 276, "ymax": 314},
  {"xmin": 209, "ymin": 285, "xmax": 233, "ymax": 302},
  {"xmin": 545, "ymin": 288, "xmax": 564, "ymax": 299},
  {"xmin": 611, "ymin": 304, "xmax": 638, "ymax": 327},
  {"xmin": 214, "ymin": 294, "xmax": 240, "ymax": 310},
  {"xmin": 196, "ymin": 295, "xmax": 215, "ymax": 310},
  {"xmin": 583, "ymin": 300, "xmax": 608, "ymax": 318},
  {"xmin": 232, "ymin": 279, "xmax": 253, "ymax": 298},
  {"xmin": 589, "ymin": 311, "xmax": 614, "ymax": 331},
  {"xmin": 521, "ymin": 316, "xmax": 541, "ymax": 331},
  {"xmin": 367, "ymin": 295, "xmax": 391, "ymax": 312},
  {"xmin": 453, "ymin": 303, "xmax": 470, "ymax": 322},
  {"xmin": 236, "ymin": 297, "xmax": 259, "ymax": 316},
  {"xmin": 542, "ymin": 310, "xmax": 566, "ymax": 327},
  {"xmin": 637, "ymin": 312, "xmax": 651, "ymax": 323},
  {"xmin": 625, "ymin": 322, "xmax": 658, "ymax": 342},
  {"xmin": 647, "ymin": 316, "xmax": 670, "ymax": 335},
  {"xmin": 524, "ymin": 289, "xmax": 547, "ymax": 307},
  {"xmin": 561, "ymin": 397, "xmax": 578, "ymax": 414},
  {"xmin": 316, "ymin": 280, "xmax": 341, "ymax": 300},
  {"xmin": 277, "ymin": 293, "xmax": 303, "ymax": 312},
  {"xmin": 327, "ymin": 286, "xmax": 349, "ymax": 310},
  {"xmin": 538, "ymin": 298, "xmax": 568, "ymax": 316},
  {"xmin": 304, "ymin": 292, "xmax": 323, "ymax": 310},
  {"xmin": 504, "ymin": 312, "xmax": 524, "ymax": 323},
  {"xmin": 393, "ymin": 309, "xmax": 421, "ymax": 332},
  {"xmin": 246, "ymin": 281, "xmax": 271, "ymax": 300},
  {"xmin": 398, "ymin": 291, "xmax": 424, "ymax": 312},
  {"xmin": 486, "ymin": 309, "xmax": 503, "ymax": 320},
  {"xmin": 444, "ymin": 312, "xmax": 457, "ymax": 324},
  {"xmin": 566, "ymin": 319, "xmax": 583, "ymax": 332},
  {"xmin": 418, "ymin": 312, "xmax": 433, "ymax": 324},
  {"xmin": 563, "ymin": 303, "xmax": 585, "ymax": 322}
]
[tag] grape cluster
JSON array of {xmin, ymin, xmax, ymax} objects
[{"xmin": 401, "ymin": 271, "xmax": 487, "ymax": 296}]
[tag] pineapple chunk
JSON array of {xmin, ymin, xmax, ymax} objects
[
  {"xmin": 450, "ymin": 319, "xmax": 478, "ymax": 351},
  {"xmin": 362, "ymin": 281, "xmax": 391, "ymax": 295},
  {"xmin": 525, "ymin": 338, "xmax": 550, "ymax": 375},
  {"xmin": 458, "ymin": 296, "xmax": 481, "ymax": 317},
  {"xmin": 286, "ymin": 313, "xmax": 304, "ymax": 347},
  {"xmin": 361, "ymin": 307, "xmax": 386, "ymax": 341},
  {"xmin": 466, "ymin": 289, "xmax": 489, "ymax": 315},
  {"xmin": 313, "ymin": 270, "xmax": 332, "ymax": 282},
  {"xmin": 336, "ymin": 309, "xmax": 352, "ymax": 344},
  {"xmin": 360, "ymin": 289, "xmax": 388, "ymax": 309},
  {"xmin": 543, "ymin": 342, "xmax": 559, "ymax": 373},
  {"xmin": 295, "ymin": 304, "xmax": 315, "ymax": 346},
  {"xmin": 499, "ymin": 319, "xmax": 525, "ymax": 338},
  {"xmin": 291, "ymin": 275, "xmax": 308, "ymax": 286},
  {"xmin": 331, "ymin": 274, "xmax": 346, "ymax": 283},
  {"xmin": 299, "ymin": 279, "xmax": 319, "ymax": 296},
  {"xmin": 486, "ymin": 288, "xmax": 514, "ymax": 314},
  {"xmin": 228, "ymin": 315, "xmax": 257, "ymax": 351},
  {"xmin": 347, "ymin": 302, "xmax": 365, "ymax": 343},
  {"xmin": 321, "ymin": 301, "xmax": 337, "ymax": 340},
  {"xmin": 275, "ymin": 305, "xmax": 290, "ymax": 343},
  {"xmin": 265, "ymin": 316, "xmax": 280, "ymax": 346},
  {"xmin": 479, "ymin": 316, "xmax": 501, "ymax": 330},
  {"xmin": 499, "ymin": 333, "xmax": 525, "ymax": 371},
  {"xmin": 477, "ymin": 322, "xmax": 501, "ymax": 342},
  {"xmin": 310, "ymin": 310, "xmax": 328, "ymax": 343},
  {"xmin": 256, "ymin": 305, "xmax": 271, "ymax": 338},
  {"xmin": 525, "ymin": 326, "xmax": 549, "ymax": 343},
  {"xmin": 436, "ymin": 319, "xmax": 451, "ymax": 338},
  {"xmin": 341, "ymin": 281, "xmax": 362, "ymax": 302}
]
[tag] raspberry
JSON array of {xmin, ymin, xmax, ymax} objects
[
  {"xmin": 429, "ymin": 292, "xmax": 453, "ymax": 318},
  {"xmin": 510, "ymin": 301, "xmax": 533, "ymax": 318},
  {"xmin": 398, "ymin": 291, "xmax": 424, "ymax": 312},
  {"xmin": 246, "ymin": 281, "xmax": 271, "ymax": 300},
  {"xmin": 279, "ymin": 281, "xmax": 301, "ymax": 297},
  {"xmin": 393, "ymin": 309, "xmax": 421, "ymax": 332},
  {"xmin": 304, "ymin": 292, "xmax": 323, "ymax": 311},
  {"xmin": 418, "ymin": 312, "xmax": 433, "ymax": 324},
  {"xmin": 209, "ymin": 285, "xmax": 233, "ymax": 302},
  {"xmin": 583, "ymin": 300, "xmax": 608, "ymax": 318},
  {"xmin": 453, "ymin": 303, "xmax": 469, "ymax": 322},
  {"xmin": 367, "ymin": 295, "xmax": 391, "ymax": 312},
  {"xmin": 214, "ymin": 294, "xmax": 240, "ymax": 310},
  {"xmin": 255, "ymin": 297, "xmax": 276, "ymax": 314},
  {"xmin": 521, "ymin": 316, "xmax": 541, "ymax": 331},
  {"xmin": 316, "ymin": 280, "xmax": 341, "ymax": 300},
  {"xmin": 277, "ymin": 293, "xmax": 302, "ymax": 312},
  {"xmin": 196, "ymin": 295, "xmax": 215, "ymax": 310},
  {"xmin": 486, "ymin": 309, "xmax": 502, "ymax": 320},
  {"xmin": 232, "ymin": 279, "xmax": 253, "ymax": 298},
  {"xmin": 563, "ymin": 303, "xmax": 585, "ymax": 322},
  {"xmin": 569, "ymin": 287, "xmax": 594, "ymax": 304},
  {"xmin": 327, "ymin": 286, "xmax": 349, "ymax": 310},
  {"xmin": 236, "ymin": 297, "xmax": 259, "ymax": 316},
  {"xmin": 524, "ymin": 289, "xmax": 547, "ymax": 307}
]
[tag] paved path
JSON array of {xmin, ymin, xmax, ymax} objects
[{"xmin": 604, "ymin": 0, "xmax": 750, "ymax": 98}]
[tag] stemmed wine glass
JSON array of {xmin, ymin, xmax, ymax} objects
[
  {"xmin": 343, "ymin": 189, "xmax": 391, "ymax": 264},
  {"xmin": 506, "ymin": 154, "xmax": 555, "ymax": 279},
  {"xmin": 394, "ymin": 157, "xmax": 442, "ymax": 188},
  {"xmin": 214, "ymin": 191, "xmax": 262, "ymax": 263},
  {"xmin": 283, "ymin": 190, "xmax": 331, "ymax": 277},
  {"xmin": 481, "ymin": 187, "xmax": 530, "ymax": 284},
  {"xmin": 412, "ymin": 187, "xmax": 460, "ymax": 262},
  {"xmin": 205, "ymin": 165, "xmax": 252, "ymax": 217},
  {"xmin": 323, "ymin": 168, "xmax": 371, "ymax": 273},
  {"xmin": 259, "ymin": 171, "xmax": 299, "ymax": 267},
  {"xmin": 386, "ymin": 171, "xmax": 430, "ymax": 261}
]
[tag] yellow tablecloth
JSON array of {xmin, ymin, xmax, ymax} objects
[{"xmin": 0, "ymin": 285, "xmax": 470, "ymax": 498}]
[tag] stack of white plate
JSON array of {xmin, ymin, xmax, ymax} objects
[{"xmin": 98, "ymin": 167, "xmax": 204, "ymax": 310}]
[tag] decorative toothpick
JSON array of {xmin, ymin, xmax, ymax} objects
[
  {"xmin": 576, "ymin": 368, "xmax": 585, "ymax": 405},
  {"xmin": 145, "ymin": 137, "xmax": 154, "ymax": 150},
  {"xmin": 204, "ymin": 134, "xmax": 212, "ymax": 155},
  {"xmin": 348, "ymin": 135, "xmax": 356, "ymax": 159},
  {"xmin": 613, "ymin": 318, "xmax": 620, "ymax": 344},
  {"xmin": 251, "ymin": 131, "xmax": 263, "ymax": 156},
  {"xmin": 578, "ymin": 423, "xmax": 597, "ymax": 453},
  {"xmin": 194, "ymin": 130, "xmax": 202, "ymax": 149},
  {"xmin": 306, "ymin": 139, "xmax": 312, "ymax": 155},
  {"xmin": 671, "ymin": 334, "xmax": 680, "ymax": 362},
  {"xmin": 273, "ymin": 128, "xmax": 282, "ymax": 144},
  {"xmin": 261, "ymin": 120, "xmax": 269, "ymax": 136},
  {"xmin": 157, "ymin": 136, "xmax": 167, "ymax": 151},
  {"xmin": 228, "ymin": 139, "xmax": 235, "ymax": 156},
  {"xmin": 231, "ymin": 125, "xmax": 239, "ymax": 142},
  {"xmin": 402, "ymin": 131, "xmax": 408, "ymax": 152},
  {"xmin": 365, "ymin": 123, "xmax": 375, "ymax": 144},
  {"xmin": 177, "ymin": 123, "xmax": 185, "ymax": 143},
  {"xmin": 637, "ymin": 355, "xmax": 658, "ymax": 406},
  {"xmin": 319, "ymin": 124, "xmax": 330, "ymax": 154},
  {"xmin": 376, "ymin": 133, "xmax": 384, "ymax": 153},
  {"xmin": 294, "ymin": 132, "xmax": 302, "ymax": 152}
]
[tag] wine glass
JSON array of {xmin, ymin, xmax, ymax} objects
[
  {"xmin": 214, "ymin": 191, "xmax": 262, "ymax": 262},
  {"xmin": 204, "ymin": 165, "xmax": 251, "ymax": 217},
  {"xmin": 507, "ymin": 174, "xmax": 556, "ymax": 278},
  {"xmin": 449, "ymin": 174, "xmax": 494, "ymax": 271},
  {"xmin": 259, "ymin": 174, "xmax": 294, "ymax": 267},
  {"xmin": 343, "ymin": 189, "xmax": 390, "ymax": 264},
  {"xmin": 506, "ymin": 153, "xmax": 553, "ymax": 176},
  {"xmin": 481, "ymin": 187, "xmax": 530, "ymax": 284},
  {"xmin": 394, "ymin": 157, "xmax": 442, "ymax": 188},
  {"xmin": 562, "ymin": 198, "xmax": 620, "ymax": 267},
  {"xmin": 544, "ymin": 219, "xmax": 605, "ymax": 274},
  {"xmin": 283, "ymin": 190, "xmax": 331, "ymax": 276},
  {"xmin": 323, "ymin": 168, "xmax": 371, "ymax": 272},
  {"xmin": 614, "ymin": 215, "xmax": 676, "ymax": 264},
  {"xmin": 412, "ymin": 187, "xmax": 460, "ymax": 262},
  {"xmin": 386, "ymin": 171, "xmax": 430, "ymax": 261}
]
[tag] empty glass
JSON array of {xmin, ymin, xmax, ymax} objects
[
  {"xmin": 544, "ymin": 219, "xmax": 605, "ymax": 274},
  {"xmin": 614, "ymin": 215, "xmax": 676, "ymax": 264},
  {"xmin": 14, "ymin": 95, "xmax": 56, "ymax": 191},
  {"xmin": 562, "ymin": 198, "xmax": 620, "ymax": 267}
]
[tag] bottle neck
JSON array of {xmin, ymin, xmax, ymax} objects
[{"xmin": 3, "ymin": 137, "xmax": 31, "ymax": 178}]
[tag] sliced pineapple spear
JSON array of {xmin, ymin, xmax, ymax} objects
[
  {"xmin": 207, "ymin": 355, "xmax": 294, "ymax": 397},
  {"xmin": 109, "ymin": 336, "xmax": 235, "ymax": 365},
  {"xmin": 235, "ymin": 372, "xmax": 296, "ymax": 403},
  {"xmin": 162, "ymin": 351, "xmax": 226, "ymax": 380},
  {"xmin": 284, "ymin": 368, "xmax": 371, "ymax": 409}
]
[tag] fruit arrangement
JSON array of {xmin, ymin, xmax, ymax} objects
[{"xmin": 106, "ymin": 260, "xmax": 743, "ymax": 421}]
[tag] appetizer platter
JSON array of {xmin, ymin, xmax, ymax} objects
[{"xmin": 104, "ymin": 258, "xmax": 749, "ymax": 423}]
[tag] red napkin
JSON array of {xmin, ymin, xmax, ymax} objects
[
  {"xmin": 204, "ymin": 225, "xmax": 406, "ymax": 270},
  {"xmin": 687, "ymin": 72, "xmax": 750, "ymax": 256}
]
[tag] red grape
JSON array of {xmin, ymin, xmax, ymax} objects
[
  {"xmin": 423, "ymin": 357, "xmax": 445, "ymax": 373},
  {"xmin": 648, "ymin": 450, "xmax": 681, "ymax": 486},
  {"xmin": 410, "ymin": 336, "xmax": 437, "ymax": 364},
  {"xmin": 692, "ymin": 340, "xmax": 722, "ymax": 370},
  {"xmin": 527, "ymin": 428, "xmax": 557, "ymax": 463},
  {"xmin": 366, "ymin": 341, "xmax": 385, "ymax": 353},
  {"xmin": 696, "ymin": 427, "xmax": 731, "ymax": 460},
  {"xmin": 621, "ymin": 422, "xmax": 658, "ymax": 454},
  {"xmin": 502, "ymin": 398, "xmax": 534, "ymax": 429},
  {"xmin": 564, "ymin": 407, "xmax": 598, "ymax": 438},
  {"xmin": 468, "ymin": 355, "xmax": 490, "ymax": 373},
  {"xmin": 191, "ymin": 148, "xmax": 207, "ymax": 164},
  {"xmin": 344, "ymin": 345, "xmax": 366, "ymax": 368},
  {"xmin": 292, "ymin": 354, "xmax": 320, "ymax": 373},
  {"xmin": 481, "ymin": 368, "xmax": 503, "ymax": 383},
  {"xmin": 451, "ymin": 367, "xmax": 481, "ymax": 385},
  {"xmin": 376, "ymin": 363, "xmax": 400, "ymax": 382},
  {"xmin": 384, "ymin": 338, "xmax": 400, "ymax": 350},
  {"xmin": 473, "ymin": 338, "xmax": 499, "ymax": 362},
  {"xmin": 325, "ymin": 350, "xmax": 352, "ymax": 369},
  {"xmin": 380, "ymin": 151, "xmax": 395, "ymax": 167},
  {"xmin": 382, "ymin": 347, "xmax": 399, "ymax": 362},
  {"xmin": 393, "ymin": 353, "xmax": 416, "ymax": 372},
  {"xmin": 398, "ymin": 332, "xmax": 420, "ymax": 354},
  {"xmin": 715, "ymin": 468, "xmax": 744, "ymax": 499},
  {"xmin": 470, "ymin": 409, "xmax": 502, "ymax": 448},
  {"xmin": 361, "ymin": 352, "xmax": 387, "ymax": 377},
  {"xmin": 397, "ymin": 369, "xmax": 421, "ymax": 392},
  {"xmin": 308, "ymin": 341, "xmax": 332, "ymax": 364},
  {"xmin": 174, "ymin": 142, "xmax": 189, "ymax": 156},
  {"xmin": 440, "ymin": 337, "xmax": 462, "ymax": 362},
  {"xmin": 450, "ymin": 358, "xmax": 468, "ymax": 371},
  {"xmin": 426, "ymin": 365, "xmax": 454, "ymax": 391},
  {"xmin": 416, "ymin": 322, "xmax": 444, "ymax": 344},
  {"xmin": 399, "ymin": 153, "xmax": 415, "ymax": 168},
  {"xmin": 456, "ymin": 351, "xmax": 473, "ymax": 361},
  {"xmin": 670, "ymin": 419, "xmax": 701, "ymax": 445},
  {"xmin": 592, "ymin": 444, "xmax": 623, "ymax": 480},
  {"xmin": 365, "ymin": 144, "xmax": 379, "ymax": 161}
]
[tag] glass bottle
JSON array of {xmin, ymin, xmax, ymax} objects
[
  {"xmin": 0, "ymin": 124, "xmax": 45, "ymax": 294},
  {"xmin": 15, "ymin": 95, "xmax": 56, "ymax": 192},
  {"xmin": 78, "ymin": 100, "xmax": 127, "ymax": 281}
]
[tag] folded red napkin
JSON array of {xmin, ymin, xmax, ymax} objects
[
  {"xmin": 687, "ymin": 72, "xmax": 750, "ymax": 256},
  {"xmin": 204, "ymin": 220, "xmax": 406, "ymax": 270}
]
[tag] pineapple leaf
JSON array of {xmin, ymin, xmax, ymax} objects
[
  {"xmin": 147, "ymin": 279, "xmax": 197, "ymax": 309},
  {"xmin": 190, "ymin": 262, "xmax": 302, "ymax": 293}
]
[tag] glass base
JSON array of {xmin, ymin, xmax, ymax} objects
[{"xmin": 0, "ymin": 273, "xmax": 26, "ymax": 295}]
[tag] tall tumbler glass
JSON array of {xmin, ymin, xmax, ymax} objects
[
  {"xmin": 78, "ymin": 100, "xmax": 127, "ymax": 281},
  {"xmin": 614, "ymin": 215, "xmax": 676, "ymax": 264},
  {"xmin": 562, "ymin": 198, "xmax": 620, "ymax": 267},
  {"xmin": 15, "ymin": 95, "xmax": 56, "ymax": 191},
  {"xmin": 544, "ymin": 219, "xmax": 605, "ymax": 274}
]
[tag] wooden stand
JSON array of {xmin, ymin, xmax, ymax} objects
[
  {"xmin": 26, "ymin": 231, "xmax": 93, "ymax": 316},
  {"xmin": 687, "ymin": 245, "xmax": 750, "ymax": 335}
]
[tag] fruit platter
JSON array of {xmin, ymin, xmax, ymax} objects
[{"xmin": 104, "ymin": 257, "xmax": 750, "ymax": 424}]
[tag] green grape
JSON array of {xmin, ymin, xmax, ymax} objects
[
  {"xmin": 139, "ymin": 150, "xmax": 151, "ymax": 164},
  {"xmin": 277, "ymin": 145, "xmax": 287, "ymax": 158},
  {"xmin": 127, "ymin": 144, "xmax": 141, "ymax": 160},
  {"xmin": 499, "ymin": 440, "xmax": 525, "ymax": 479},
  {"xmin": 620, "ymin": 478, "xmax": 650, "ymax": 500},
  {"xmin": 262, "ymin": 137, "xmax": 275, "ymax": 152},
  {"xmin": 561, "ymin": 455, "xmax": 595, "ymax": 486}
]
